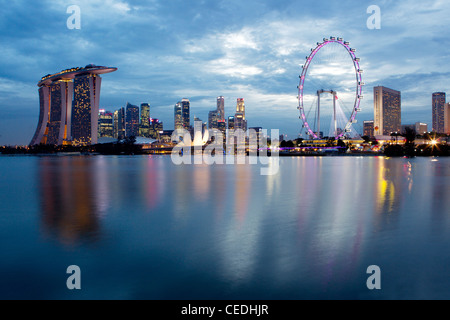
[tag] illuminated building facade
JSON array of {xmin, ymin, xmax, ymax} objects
[
  {"xmin": 98, "ymin": 110, "xmax": 114, "ymax": 138},
  {"xmin": 125, "ymin": 103, "xmax": 140, "ymax": 137},
  {"xmin": 208, "ymin": 110, "xmax": 218, "ymax": 129},
  {"xmin": 217, "ymin": 96, "xmax": 225, "ymax": 121},
  {"xmin": 234, "ymin": 98, "xmax": 247, "ymax": 131},
  {"xmin": 114, "ymin": 107, "xmax": 125, "ymax": 139},
  {"xmin": 139, "ymin": 103, "xmax": 150, "ymax": 137},
  {"xmin": 228, "ymin": 116, "xmax": 235, "ymax": 130},
  {"xmin": 174, "ymin": 102, "xmax": 183, "ymax": 130},
  {"xmin": 415, "ymin": 122, "xmax": 428, "ymax": 135},
  {"xmin": 445, "ymin": 103, "xmax": 450, "ymax": 134},
  {"xmin": 30, "ymin": 65, "xmax": 117, "ymax": 146},
  {"xmin": 217, "ymin": 119, "xmax": 226, "ymax": 134},
  {"xmin": 432, "ymin": 92, "xmax": 446, "ymax": 133},
  {"xmin": 149, "ymin": 118, "xmax": 163, "ymax": 139},
  {"xmin": 181, "ymin": 98, "xmax": 190, "ymax": 129},
  {"xmin": 374, "ymin": 86, "xmax": 401, "ymax": 136},
  {"xmin": 363, "ymin": 120, "xmax": 374, "ymax": 139}
]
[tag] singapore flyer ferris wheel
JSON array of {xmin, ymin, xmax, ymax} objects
[{"xmin": 298, "ymin": 37, "xmax": 364, "ymax": 140}]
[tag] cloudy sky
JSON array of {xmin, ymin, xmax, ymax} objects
[{"xmin": 0, "ymin": 0, "xmax": 449, "ymax": 145}]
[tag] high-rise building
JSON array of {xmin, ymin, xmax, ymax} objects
[
  {"xmin": 98, "ymin": 109, "xmax": 114, "ymax": 138},
  {"xmin": 30, "ymin": 65, "xmax": 117, "ymax": 146},
  {"xmin": 234, "ymin": 98, "xmax": 247, "ymax": 131},
  {"xmin": 208, "ymin": 110, "xmax": 218, "ymax": 129},
  {"xmin": 432, "ymin": 92, "xmax": 446, "ymax": 133},
  {"xmin": 125, "ymin": 102, "xmax": 140, "ymax": 137},
  {"xmin": 193, "ymin": 117, "xmax": 205, "ymax": 146},
  {"xmin": 228, "ymin": 116, "xmax": 235, "ymax": 130},
  {"xmin": 415, "ymin": 122, "xmax": 428, "ymax": 135},
  {"xmin": 139, "ymin": 103, "xmax": 150, "ymax": 137},
  {"xmin": 174, "ymin": 102, "xmax": 183, "ymax": 130},
  {"xmin": 363, "ymin": 120, "xmax": 374, "ymax": 139},
  {"xmin": 374, "ymin": 86, "xmax": 401, "ymax": 136},
  {"xmin": 149, "ymin": 118, "xmax": 163, "ymax": 140},
  {"xmin": 181, "ymin": 98, "xmax": 190, "ymax": 130},
  {"xmin": 217, "ymin": 120, "xmax": 227, "ymax": 135},
  {"xmin": 114, "ymin": 107, "xmax": 125, "ymax": 140},
  {"xmin": 444, "ymin": 103, "xmax": 450, "ymax": 134},
  {"xmin": 217, "ymin": 96, "xmax": 225, "ymax": 121}
]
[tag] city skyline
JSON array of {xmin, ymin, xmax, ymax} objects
[{"xmin": 2, "ymin": 1, "xmax": 450, "ymax": 145}]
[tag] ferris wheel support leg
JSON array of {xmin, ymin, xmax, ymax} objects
[
  {"xmin": 333, "ymin": 92, "xmax": 337, "ymax": 138},
  {"xmin": 317, "ymin": 91, "xmax": 320, "ymax": 139}
]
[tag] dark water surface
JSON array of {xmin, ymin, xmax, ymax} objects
[{"xmin": 0, "ymin": 155, "xmax": 449, "ymax": 299}]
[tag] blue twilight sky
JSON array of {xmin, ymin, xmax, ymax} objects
[{"xmin": 0, "ymin": 0, "xmax": 449, "ymax": 145}]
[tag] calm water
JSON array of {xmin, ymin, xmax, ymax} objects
[{"xmin": 0, "ymin": 155, "xmax": 449, "ymax": 300}]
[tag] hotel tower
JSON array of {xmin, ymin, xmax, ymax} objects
[{"xmin": 30, "ymin": 64, "xmax": 117, "ymax": 146}]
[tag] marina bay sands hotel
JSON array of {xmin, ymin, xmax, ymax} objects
[{"xmin": 30, "ymin": 64, "xmax": 117, "ymax": 146}]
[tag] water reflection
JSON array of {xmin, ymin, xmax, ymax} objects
[
  {"xmin": 29, "ymin": 155, "xmax": 450, "ymax": 299},
  {"xmin": 430, "ymin": 159, "xmax": 450, "ymax": 234},
  {"xmin": 39, "ymin": 156, "xmax": 101, "ymax": 245}
]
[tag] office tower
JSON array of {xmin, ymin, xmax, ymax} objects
[
  {"xmin": 432, "ymin": 92, "xmax": 446, "ymax": 133},
  {"xmin": 234, "ymin": 98, "xmax": 247, "ymax": 131},
  {"xmin": 363, "ymin": 120, "xmax": 374, "ymax": 138},
  {"xmin": 114, "ymin": 107, "xmax": 125, "ymax": 140},
  {"xmin": 181, "ymin": 98, "xmax": 190, "ymax": 129},
  {"xmin": 445, "ymin": 103, "xmax": 450, "ymax": 134},
  {"xmin": 415, "ymin": 122, "xmax": 428, "ymax": 135},
  {"xmin": 228, "ymin": 116, "xmax": 235, "ymax": 130},
  {"xmin": 30, "ymin": 65, "xmax": 117, "ymax": 146},
  {"xmin": 174, "ymin": 102, "xmax": 183, "ymax": 130},
  {"xmin": 208, "ymin": 110, "xmax": 218, "ymax": 129},
  {"xmin": 193, "ymin": 117, "xmax": 204, "ymax": 146},
  {"xmin": 236, "ymin": 98, "xmax": 245, "ymax": 117},
  {"xmin": 139, "ymin": 103, "xmax": 150, "ymax": 137},
  {"xmin": 217, "ymin": 96, "xmax": 225, "ymax": 121},
  {"xmin": 125, "ymin": 102, "xmax": 140, "ymax": 137},
  {"xmin": 374, "ymin": 86, "xmax": 401, "ymax": 136},
  {"xmin": 217, "ymin": 120, "xmax": 227, "ymax": 135},
  {"xmin": 149, "ymin": 118, "xmax": 163, "ymax": 139},
  {"xmin": 193, "ymin": 117, "xmax": 203, "ymax": 132},
  {"xmin": 98, "ymin": 109, "xmax": 114, "ymax": 138}
]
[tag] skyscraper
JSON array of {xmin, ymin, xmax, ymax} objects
[
  {"xmin": 432, "ymin": 92, "xmax": 446, "ymax": 133},
  {"xmin": 217, "ymin": 96, "xmax": 225, "ymax": 121},
  {"xmin": 30, "ymin": 65, "xmax": 117, "ymax": 146},
  {"xmin": 125, "ymin": 102, "xmax": 140, "ymax": 137},
  {"xmin": 114, "ymin": 107, "xmax": 125, "ymax": 140},
  {"xmin": 174, "ymin": 101, "xmax": 183, "ymax": 130},
  {"xmin": 234, "ymin": 98, "xmax": 247, "ymax": 131},
  {"xmin": 98, "ymin": 109, "xmax": 114, "ymax": 138},
  {"xmin": 208, "ymin": 110, "xmax": 218, "ymax": 129},
  {"xmin": 228, "ymin": 116, "xmax": 235, "ymax": 130},
  {"xmin": 149, "ymin": 118, "xmax": 163, "ymax": 139},
  {"xmin": 415, "ymin": 122, "xmax": 428, "ymax": 135},
  {"xmin": 374, "ymin": 86, "xmax": 401, "ymax": 136},
  {"xmin": 217, "ymin": 120, "xmax": 227, "ymax": 135},
  {"xmin": 444, "ymin": 103, "xmax": 450, "ymax": 134},
  {"xmin": 181, "ymin": 98, "xmax": 190, "ymax": 130},
  {"xmin": 139, "ymin": 103, "xmax": 150, "ymax": 137},
  {"xmin": 363, "ymin": 120, "xmax": 374, "ymax": 139}
]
